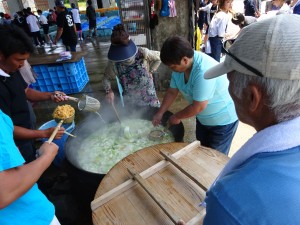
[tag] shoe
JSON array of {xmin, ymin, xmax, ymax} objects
[
  {"xmin": 86, "ymin": 35, "xmax": 91, "ymax": 38},
  {"xmin": 92, "ymin": 33, "xmax": 97, "ymax": 37},
  {"xmin": 79, "ymin": 37, "xmax": 83, "ymax": 41}
]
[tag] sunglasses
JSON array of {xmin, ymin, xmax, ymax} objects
[{"xmin": 222, "ymin": 40, "xmax": 263, "ymax": 77}]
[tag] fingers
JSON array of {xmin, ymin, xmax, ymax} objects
[
  {"xmin": 52, "ymin": 91, "xmax": 67, "ymax": 102},
  {"xmin": 177, "ymin": 219, "xmax": 186, "ymax": 225},
  {"xmin": 37, "ymin": 142, "xmax": 59, "ymax": 158}
]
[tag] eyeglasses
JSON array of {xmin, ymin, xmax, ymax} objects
[{"xmin": 222, "ymin": 40, "xmax": 263, "ymax": 77}]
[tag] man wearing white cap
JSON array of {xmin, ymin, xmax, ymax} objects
[{"xmin": 190, "ymin": 14, "xmax": 300, "ymax": 224}]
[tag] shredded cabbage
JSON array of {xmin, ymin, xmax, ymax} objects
[{"xmin": 76, "ymin": 119, "xmax": 174, "ymax": 174}]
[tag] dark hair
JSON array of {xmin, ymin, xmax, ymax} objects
[
  {"xmin": 37, "ymin": 9, "xmax": 42, "ymax": 14},
  {"xmin": 111, "ymin": 24, "xmax": 130, "ymax": 45},
  {"xmin": 87, "ymin": 0, "xmax": 92, "ymax": 5},
  {"xmin": 0, "ymin": 25, "xmax": 34, "ymax": 57},
  {"xmin": 71, "ymin": 3, "xmax": 76, "ymax": 8},
  {"xmin": 160, "ymin": 36, "xmax": 194, "ymax": 65},
  {"xmin": 231, "ymin": 13, "xmax": 245, "ymax": 26}
]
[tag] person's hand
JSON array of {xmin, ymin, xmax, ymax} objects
[
  {"xmin": 149, "ymin": 72, "xmax": 153, "ymax": 79},
  {"xmin": 44, "ymin": 127, "xmax": 65, "ymax": 139},
  {"xmin": 51, "ymin": 91, "xmax": 67, "ymax": 102},
  {"xmin": 177, "ymin": 219, "xmax": 186, "ymax": 225},
  {"xmin": 105, "ymin": 90, "xmax": 114, "ymax": 104},
  {"xmin": 36, "ymin": 142, "xmax": 58, "ymax": 159},
  {"xmin": 152, "ymin": 112, "xmax": 163, "ymax": 126},
  {"xmin": 169, "ymin": 114, "xmax": 181, "ymax": 125}
]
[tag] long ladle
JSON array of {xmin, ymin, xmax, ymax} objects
[{"xmin": 111, "ymin": 101, "xmax": 121, "ymax": 124}]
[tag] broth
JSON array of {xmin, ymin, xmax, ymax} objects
[{"xmin": 76, "ymin": 119, "xmax": 174, "ymax": 174}]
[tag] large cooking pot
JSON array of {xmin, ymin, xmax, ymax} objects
[
  {"xmin": 64, "ymin": 106, "xmax": 184, "ymax": 183},
  {"xmin": 63, "ymin": 106, "xmax": 184, "ymax": 223}
]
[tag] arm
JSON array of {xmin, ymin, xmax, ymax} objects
[
  {"xmin": 25, "ymin": 87, "xmax": 66, "ymax": 102},
  {"xmin": 53, "ymin": 27, "xmax": 63, "ymax": 44},
  {"xmin": 169, "ymin": 100, "xmax": 208, "ymax": 125},
  {"xmin": 199, "ymin": 3, "xmax": 212, "ymax": 12},
  {"xmin": 103, "ymin": 61, "xmax": 117, "ymax": 103},
  {"xmin": 143, "ymin": 48, "xmax": 161, "ymax": 73},
  {"xmin": 13, "ymin": 125, "xmax": 64, "ymax": 140},
  {"xmin": 0, "ymin": 142, "xmax": 58, "ymax": 209},
  {"xmin": 152, "ymin": 87, "xmax": 179, "ymax": 126}
]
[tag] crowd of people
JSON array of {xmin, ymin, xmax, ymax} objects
[
  {"xmin": 0, "ymin": 0, "xmax": 98, "ymax": 52},
  {"xmin": 195, "ymin": 0, "xmax": 300, "ymax": 61}
]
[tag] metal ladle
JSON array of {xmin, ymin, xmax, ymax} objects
[
  {"xmin": 56, "ymin": 94, "xmax": 101, "ymax": 112},
  {"xmin": 148, "ymin": 124, "xmax": 171, "ymax": 141}
]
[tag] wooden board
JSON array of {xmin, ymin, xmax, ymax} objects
[
  {"xmin": 92, "ymin": 142, "xmax": 229, "ymax": 225},
  {"xmin": 28, "ymin": 51, "xmax": 87, "ymax": 65}
]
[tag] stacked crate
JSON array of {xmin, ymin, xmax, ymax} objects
[{"xmin": 31, "ymin": 57, "xmax": 89, "ymax": 94}]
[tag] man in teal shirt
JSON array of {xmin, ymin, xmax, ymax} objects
[{"xmin": 152, "ymin": 35, "xmax": 238, "ymax": 155}]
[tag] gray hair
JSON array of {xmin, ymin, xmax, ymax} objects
[{"xmin": 231, "ymin": 71, "xmax": 300, "ymax": 122}]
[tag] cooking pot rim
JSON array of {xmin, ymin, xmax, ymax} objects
[{"xmin": 64, "ymin": 109, "xmax": 184, "ymax": 175}]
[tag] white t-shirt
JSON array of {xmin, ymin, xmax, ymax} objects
[
  {"xmin": 26, "ymin": 14, "xmax": 40, "ymax": 32},
  {"xmin": 39, "ymin": 14, "xmax": 48, "ymax": 25},
  {"xmin": 71, "ymin": 8, "xmax": 81, "ymax": 23},
  {"xmin": 208, "ymin": 11, "xmax": 230, "ymax": 38}
]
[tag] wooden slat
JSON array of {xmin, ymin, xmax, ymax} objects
[
  {"xmin": 160, "ymin": 151, "xmax": 208, "ymax": 192},
  {"xmin": 128, "ymin": 168, "xmax": 180, "ymax": 224},
  {"xmin": 91, "ymin": 141, "xmax": 200, "ymax": 211}
]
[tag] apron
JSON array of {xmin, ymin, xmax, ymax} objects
[{"xmin": 115, "ymin": 50, "xmax": 160, "ymax": 108}]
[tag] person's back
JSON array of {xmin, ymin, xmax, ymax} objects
[
  {"xmin": 244, "ymin": 0, "xmax": 257, "ymax": 16},
  {"xmin": 55, "ymin": 4, "xmax": 77, "ymax": 49},
  {"xmin": 86, "ymin": 3, "xmax": 96, "ymax": 20},
  {"xmin": 26, "ymin": 13, "xmax": 39, "ymax": 32},
  {"xmin": 205, "ymin": 144, "xmax": 300, "ymax": 224},
  {"xmin": 71, "ymin": 7, "xmax": 81, "ymax": 24},
  {"xmin": 202, "ymin": 14, "xmax": 300, "ymax": 225}
]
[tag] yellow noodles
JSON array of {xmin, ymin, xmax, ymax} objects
[{"xmin": 52, "ymin": 104, "xmax": 75, "ymax": 119}]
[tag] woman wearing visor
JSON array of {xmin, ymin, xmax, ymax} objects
[{"xmin": 103, "ymin": 24, "xmax": 161, "ymax": 108}]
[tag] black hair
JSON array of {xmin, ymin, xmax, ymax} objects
[
  {"xmin": 37, "ymin": 9, "xmax": 42, "ymax": 14},
  {"xmin": 160, "ymin": 35, "xmax": 194, "ymax": 65},
  {"xmin": 71, "ymin": 3, "xmax": 76, "ymax": 8},
  {"xmin": 0, "ymin": 25, "xmax": 34, "ymax": 57},
  {"xmin": 87, "ymin": 0, "xmax": 92, "ymax": 6},
  {"xmin": 231, "ymin": 13, "xmax": 245, "ymax": 26}
]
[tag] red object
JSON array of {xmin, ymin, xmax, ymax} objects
[{"xmin": 4, "ymin": 13, "xmax": 11, "ymax": 19}]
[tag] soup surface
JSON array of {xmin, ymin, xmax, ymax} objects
[{"xmin": 77, "ymin": 119, "xmax": 174, "ymax": 174}]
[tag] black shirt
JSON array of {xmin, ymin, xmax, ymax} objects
[
  {"xmin": 86, "ymin": 5, "xmax": 96, "ymax": 20},
  {"xmin": 56, "ymin": 10, "xmax": 77, "ymax": 46},
  {"xmin": 0, "ymin": 72, "xmax": 35, "ymax": 162}
]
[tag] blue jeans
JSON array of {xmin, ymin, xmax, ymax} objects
[
  {"xmin": 196, "ymin": 119, "xmax": 239, "ymax": 155},
  {"xmin": 209, "ymin": 36, "xmax": 223, "ymax": 62}
]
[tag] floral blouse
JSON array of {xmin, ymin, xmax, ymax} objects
[{"xmin": 103, "ymin": 47, "xmax": 161, "ymax": 107}]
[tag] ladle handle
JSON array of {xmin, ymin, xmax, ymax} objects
[
  {"xmin": 66, "ymin": 96, "xmax": 79, "ymax": 102},
  {"xmin": 112, "ymin": 102, "xmax": 122, "ymax": 124},
  {"xmin": 47, "ymin": 120, "xmax": 64, "ymax": 143},
  {"xmin": 54, "ymin": 93, "xmax": 79, "ymax": 102}
]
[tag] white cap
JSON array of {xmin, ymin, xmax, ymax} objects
[{"xmin": 204, "ymin": 14, "xmax": 300, "ymax": 80}]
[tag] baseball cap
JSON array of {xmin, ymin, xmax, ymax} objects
[
  {"xmin": 204, "ymin": 14, "xmax": 300, "ymax": 80},
  {"xmin": 55, "ymin": 0, "xmax": 65, "ymax": 8}
]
